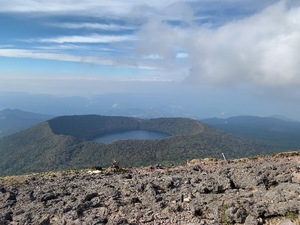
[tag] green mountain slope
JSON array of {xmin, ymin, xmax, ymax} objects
[
  {"xmin": 0, "ymin": 122, "xmax": 82, "ymax": 176},
  {"xmin": 0, "ymin": 115, "xmax": 273, "ymax": 176},
  {"xmin": 202, "ymin": 116, "xmax": 300, "ymax": 149},
  {"xmin": 0, "ymin": 108, "xmax": 53, "ymax": 138}
]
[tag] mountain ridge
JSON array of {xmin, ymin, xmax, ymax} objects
[
  {"xmin": 0, "ymin": 108, "xmax": 53, "ymax": 138},
  {"xmin": 202, "ymin": 115, "xmax": 300, "ymax": 149},
  {"xmin": 0, "ymin": 115, "xmax": 272, "ymax": 176}
]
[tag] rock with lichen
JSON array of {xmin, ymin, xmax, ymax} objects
[{"xmin": 0, "ymin": 151, "xmax": 299, "ymax": 225}]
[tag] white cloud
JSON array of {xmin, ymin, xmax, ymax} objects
[
  {"xmin": 0, "ymin": 48, "xmax": 113, "ymax": 65},
  {"xmin": 187, "ymin": 1, "xmax": 300, "ymax": 86},
  {"xmin": 0, "ymin": 0, "xmax": 128, "ymax": 13},
  {"xmin": 48, "ymin": 22, "xmax": 136, "ymax": 31},
  {"xmin": 176, "ymin": 53, "xmax": 188, "ymax": 59},
  {"xmin": 0, "ymin": 48, "xmax": 159, "ymax": 70},
  {"xmin": 136, "ymin": 0, "xmax": 300, "ymax": 87},
  {"xmin": 36, "ymin": 34, "xmax": 136, "ymax": 44},
  {"xmin": 0, "ymin": 0, "xmax": 196, "ymax": 16},
  {"xmin": 137, "ymin": 18, "xmax": 187, "ymax": 60}
]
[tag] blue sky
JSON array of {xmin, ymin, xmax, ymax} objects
[{"xmin": 1, "ymin": 0, "xmax": 300, "ymax": 119}]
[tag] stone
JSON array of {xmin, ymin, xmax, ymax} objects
[
  {"xmin": 130, "ymin": 197, "xmax": 141, "ymax": 204},
  {"xmin": 189, "ymin": 202, "xmax": 203, "ymax": 217},
  {"xmin": 84, "ymin": 193, "xmax": 98, "ymax": 202},
  {"xmin": 291, "ymin": 172, "xmax": 300, "ymax": 184},
  {"xmin": 39, "ymin": 216, "xmax": 50, "ymax": 225},
  {"xmin": 245, "ymin": 215, "xmax": 258, "ymax": 225},
  {"xmin": 279, "ymin": 219, "xmax": 296, "ymax": 225},
  {"xmin": 0, "ymin": 211, "xmax": 13, "ymax": 222},
  {"xmin": 41, "ymin": 193, "xmax": 58, "ymax": 202},
  {"xmin": 0, "ymin": 187, "xmax": 6, "ymax": 193}
]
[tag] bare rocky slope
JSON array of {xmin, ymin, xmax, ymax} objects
[{"xmin": 1, "ymin": 151, "xmax": 300, "ymax": 225}]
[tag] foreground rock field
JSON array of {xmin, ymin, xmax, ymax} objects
[{"xmin": 1, "ymin": 151, "xmax": 300, "ymax": 225}]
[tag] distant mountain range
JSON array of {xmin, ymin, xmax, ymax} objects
[
  {"xmin": 0, "ymin": 109, "xmax": 53, "ymax": 138},
  {"xmin": 0, "ymin": 115, "xmax": 272, "ymax": 176},
  {"xmin": 202, "ymin": 115, "xmax": 300, "ymax": 149}
]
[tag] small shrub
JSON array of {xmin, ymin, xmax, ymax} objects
[{"xmin": 285, "ymin": 211, "xmax": 298, "ymax": 220}]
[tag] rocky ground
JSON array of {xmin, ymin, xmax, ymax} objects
[{"xmin": 0, "ymin": 151, "xmax": 300, "ymax": 225}]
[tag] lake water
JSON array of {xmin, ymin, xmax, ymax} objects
[{"xmin": 93, "ymin": 130, "xmax": 169, "ymax": 143}]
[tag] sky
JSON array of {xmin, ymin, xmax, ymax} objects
[{"xmin": 1, "ymin": 0, "xmax": 300, "ymax": 119}]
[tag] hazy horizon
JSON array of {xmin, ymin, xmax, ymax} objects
[{"xmin": 1, "ymin": 1, "xmax": 300, "ymax": 120}]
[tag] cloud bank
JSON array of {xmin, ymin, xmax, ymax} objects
[{"xmin": 137, "ymin": 1, "xmax": 300, "ymax": 87}]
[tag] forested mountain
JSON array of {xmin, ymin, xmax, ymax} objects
[
  {"xmin": 0, "ymin": 115, "xmax": 273, "ymax": 176},
  {"xmin": 0, "ymin": 108, "xmax": 53, "ymax": 138},
  {"xmin": 202, "ymin": 116, "xmax": 300, "ymax": 149}
]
